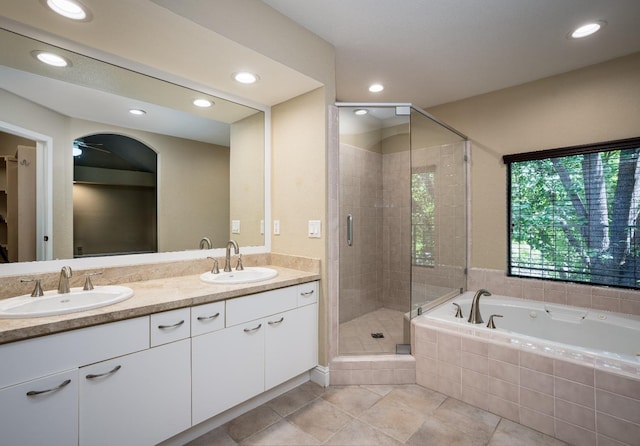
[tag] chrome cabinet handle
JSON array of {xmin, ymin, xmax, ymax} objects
[
  {"xmin": 86, "ymin": 365, "xmax": 122, "ymax": 380},
  {"xmin": 26, "ymin": 379, "xmax": 71, "ymax": 396},
  {"xmin": 346, "ymin": 214, "xmax": 353, "ymax": 246},
  {"xmin": 268, "ymin": 317, "xmax": 284, "ymax": 325},
  {"xmin": 300, "ymin": 290, "xmax": 315, "ymax": 296},
  {"xmin": 158, "ymin": 320, "xmax": 185, "ymax": 329},
  {"xmin": 243, "ymin": 323, "xmax": 262, "ymax": 333},
  {"xmin": 197, "ymin": 312, "xmax": 220, "ymax": 321}
]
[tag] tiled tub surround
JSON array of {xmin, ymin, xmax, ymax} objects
[
  {"xmin": 413, "ymin": 308, "xmax": 640, "ymax": 445},
  {"xmin": 0, "ymin": 253, "xmax": 320, "ymax": 344}
]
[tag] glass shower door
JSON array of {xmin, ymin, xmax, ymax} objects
[{"xmin": 409, "ymin": 109, "xmax": 467, "ymax": 316}]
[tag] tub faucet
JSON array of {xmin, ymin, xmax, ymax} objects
[
  {"xmin": 468, "ymin": 289, "xmax": 491, "ymax": 324},
  {"xmin": 58, "ymin": 266, "xmax": 72, "ymax": 294},
  {"xmin": 223, "ymin": 240, "xmax": 239, "ymax": 272}
]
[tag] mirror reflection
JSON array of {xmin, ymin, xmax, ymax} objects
[{"xmin": 0, "ymin": 28, "xmax": 266, "ymax": 263}]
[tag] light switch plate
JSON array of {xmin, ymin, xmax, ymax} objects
[
  {"xmin": 308, "ymin": 220, "xmax": 321, "ymax": 238},
  {"xmin": 260, "ymin": 220, "xmax": 264, "ymax": 235},
  {"xmin": 231, "ymin": 220, "xmax": 240, "ymax": 234},
  {"xmin": 273, "ymin": 220, "xmax": 280, "ymax": 235}
]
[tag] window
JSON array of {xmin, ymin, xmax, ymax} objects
[
  {"xmin": 504, "ymin": 137, "xmax": 640, "ymax": 289},
  {"xmin": 412, "ymin": 166, "xmax": 436, "ymax": 266}
]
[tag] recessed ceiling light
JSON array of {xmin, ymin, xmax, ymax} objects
[
  {"xmin": 193, "ymin": 98, "xmax": 213, "ymax": 108},
  {"xmin": 368, "ymin": 83, "xmax": 384, "ymax": 93},
  {"xmin": 129, "ymin": 109, "xmax": 146, "ymax": 116},
  {"xmin": 354, "ymin": 109, "xmax": 368, "ymax": 115},
  {"xmin": 570, "ymin": 21, "xmax": 606, "ymax": 39},
  {"xmin": 32, "ymin": 51, "xmax": 70, "ymax": 67},
  {"xmin": 233, "ymin": 71, "xmax": 259, "ymax": 84},
  {"xmin": 45, "ymin": 0, "xmax": 91, "ymax": 21}
]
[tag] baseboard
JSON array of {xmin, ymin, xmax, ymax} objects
[{"xmin": 310, "ymin": 364, "xmax": 330, "ymax": 387}]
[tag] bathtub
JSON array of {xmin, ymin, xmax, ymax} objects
[
  {"xmin": 413, "ymin": 291, "xmax": 640, "ymax": 445},
  {"xmin": 424, "ymin": 292, "xmax": 640, "ymax": 367}
]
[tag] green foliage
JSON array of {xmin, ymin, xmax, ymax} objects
[{"xmin": 510, "ymin": 148, "xmax": 639, "ymax": 287}]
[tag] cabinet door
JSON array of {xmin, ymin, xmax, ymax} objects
[
  {"xmin": 265, "ymin": 303, "xmax": 318, "ymax": 390},
  {"xmin": 0, "ymin": 369, "xmax": 78, "ymax": 446},
  {"xmin": 192, "ymin": 320, "xmax": 264, "ymax": 425},
  {"xmin": 79, "ymin": 339, "xmax": 190, "ymax": 446}
]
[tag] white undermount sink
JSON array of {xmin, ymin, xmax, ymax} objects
[
  {"xmin": 0, "ymin": 286, "xmax": 134, "ymax": 319},
  {"xmin": 200, "ymin": 267, "xmax": 278, "ymax": 285}
]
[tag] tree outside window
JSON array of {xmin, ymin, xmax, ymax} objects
[
  {"xmin": 506, "ymin": 137, "xmax": 640, "ymax": 288},
  {"xmin": 412, "ymin": 166, "xmax": 436, "ymax": 267}
]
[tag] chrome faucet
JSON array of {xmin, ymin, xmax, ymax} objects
[
  {"xmin": 58, "ymin": 266, "xmax": 72, "ymax": 294},
  {"xmin": 223, "ymin": 240, "xmax": 239, "ymax": 272},
  {"xmin": 468, "ymin": 289, "xmax": 491, "ymax": 324},
  {"xmin": 199, "ymin": 237, "xmax": 212, "ymax": 250}
]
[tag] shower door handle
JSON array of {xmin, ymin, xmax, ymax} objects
[{"xmin": 346, "ymin": 214, "xmax": 353, "ymax": 246}]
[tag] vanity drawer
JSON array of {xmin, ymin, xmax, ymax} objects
[
  {"xmin": 297, "ymin": 281, "xmax": 318, "ymax": 306},
  {"xmin": 0, "ymin": 317, "xmax": 149, "ymax": 389},
  {"xmin": 191, "ymin": 301, "xmax": 225, "ymax": 337},
  {"xmin": 150, "ymin": 308, "xmax": 191, "ymax": 347},
  {"xmin": 226, "ymin": 287, "xmax": 297, "ymax": 327}
]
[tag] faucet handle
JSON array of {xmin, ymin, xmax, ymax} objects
[
  {"xmin": 486, "ymin": 314, "xmax": 503, "ymax": 329},
  {"xmin": 452, "ymin": 302, "xmax": 464, "ymax": 318},
  {"xmin": 83, "ymin": 272, "xmax": 103, "ymax": 291},
  {"xmin": 207, "ymin": 257, "xmax": 219, "ymax": 274},
  {"xmin": 236, "ymin": 254, "xmax": 244, "ymax": 271},
  {"xmin": 21, "ymin": 278, "xmax": 44, "ymax": 297}
]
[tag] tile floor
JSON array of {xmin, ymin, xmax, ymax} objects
[
  {"xmin": 186, "ymin": 382, "xmax": 568, "ymax": 445},
  {"xmin": 339, "ymin": 308, "xmax": 406, "ymax": 355}
]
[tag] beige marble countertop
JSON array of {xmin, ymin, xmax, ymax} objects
[{"xmin": 0, "ymin": 265, "xmax": 319, "ymax": 345}]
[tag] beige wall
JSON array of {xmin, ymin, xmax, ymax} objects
[
  {"xmin": 427, "ymin": 52, "xmax": 640, "ymax": 271},
  {"xmin": 272, "ymin": 87, "xmax": 327, "ymax": 362},
  {"xmin": 271, "ymin": 87, "xmax": 326, "ymax": 259}
]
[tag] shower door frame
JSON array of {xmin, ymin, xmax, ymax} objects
[{"xmin": 330, "ymin": 103, "xmax": 469, "ymax": 361}]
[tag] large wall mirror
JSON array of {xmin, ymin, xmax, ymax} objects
[{"xmin": 0, "ymin": 28, "xmax": 267, "ymax": 270}]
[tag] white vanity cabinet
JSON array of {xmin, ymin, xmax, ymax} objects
[
  {"xmin": 192, "ymin": 317, "xmax": 265, "ymax": 425},
  {"xmin": 192, "ymin": 282, "xmax": 319, "ymax": 425},
  {"xmin": 79, "ymin": 338, "xmax": 191, "ymax": 446},
  {"xmin": 0, "ymin": 369, "xmax": 79, "ymax": 445},
  {"xmin": 0, "ymin": 279, "xmax": 319, "ymax": 445}
]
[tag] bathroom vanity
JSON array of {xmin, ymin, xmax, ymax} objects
[{"xmin": 0, "ymin": 267, "xmax": 319, "ymax": 446}]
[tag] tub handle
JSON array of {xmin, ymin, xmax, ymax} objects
[
  {"xmin": 486, "ymin": 314, "xmax": 503, "ymax": 329},
  {"xmin": 452, "ymin": 303, "xmax": 464, "ymax": 318}
]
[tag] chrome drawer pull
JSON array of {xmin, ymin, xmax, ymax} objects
[
  {"xmin": 197, "ymin": 312, "xmax": 220, "ymax": 321},
  {"xmin": 86, "ymin": 365, "xmax": 122, "ymax": 380},
  {"xmin": 243, "ymin": 323, "xmax": 262, "ymax": 333},
  {"xmin": 26, "ymin": 379, "xmax": 71, "ymax": 396},
  {"xmin": 268, "ymin": 317, "xmax": 285, "ymax": 325},
  {"xmin": 158, "ymin": 320, "xmax": 185, "ymax": 329},
  {"xmin": 300, "ymin": 290, "xmax": 315, "ymax": 296}
]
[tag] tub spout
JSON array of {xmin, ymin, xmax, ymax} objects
[{"xmin": 468, "ymin": 289, "xmax": 491, "ymax": 324}]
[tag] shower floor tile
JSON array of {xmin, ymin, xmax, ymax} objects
[{"xmin": 339, "ymin": 308, "xmax": 405, "ymax": 355}]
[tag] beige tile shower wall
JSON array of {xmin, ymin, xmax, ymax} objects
[
  {"xmin": 381, "ymin": 150, "xmax": 411, "ymax": 312},
  {"xmin": 339, "ymin": 143, "xmax": 383, "ymax": 323},
  {"xmin": 468, "ymin": 267, "xmax": 640, "ymax": 316}
]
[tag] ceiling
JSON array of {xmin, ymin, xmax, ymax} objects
[{"xmin": 263, "ymin": 0, "xmax": 640, "ymax": 108}]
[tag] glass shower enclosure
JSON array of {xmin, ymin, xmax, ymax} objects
[{"xmin": 337, "ymin": 104, "xmax": 467, "ymax": 355}]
